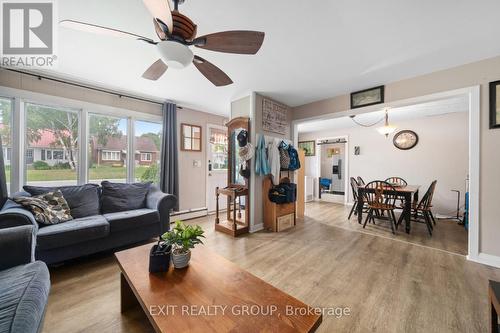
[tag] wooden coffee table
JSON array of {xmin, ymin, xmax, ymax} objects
[{"xmin": 115, "ymin": 244, "xmax": 322, "ymax": 333}]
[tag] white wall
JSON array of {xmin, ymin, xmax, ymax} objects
[{"xmin": 299, "ymin": 111, "xmax": 468, "ymax": 215}]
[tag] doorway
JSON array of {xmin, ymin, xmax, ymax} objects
[
  {"xmin": 317, "ymin": 137, "xmax": 348, "ymax": 204},
  {"xmin": 293, "ymin": 86, "xmax": 480, "ymax": 261},
  {"xmin": 206, "ymin": 124, "xmax": 228, "ymax": 213}
]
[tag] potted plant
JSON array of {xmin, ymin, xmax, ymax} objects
[{"xmin": 161, "ymin": 221, "xmax": 205, "ymax": 269}]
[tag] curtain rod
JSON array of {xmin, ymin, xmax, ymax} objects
[{"xmin": 1, "ymin": 67, "xmax": 183, "ymax": 109}]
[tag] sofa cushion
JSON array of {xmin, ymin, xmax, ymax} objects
[
  {"xmin": 23, "ymin": 184, "xmax": 100, "ymax": 219},
  {"xmin": 0, "ymin": 261, "xmax": 50, "ymax": 333},
  {"xmin": 103, "ymin": 208, "xmax": 159, "ymax": 233},
  {"xmin": 100, "ymin": 181, "xmax": 151, "ymax": 214},
  {"xmin": 13, "ymin": 190, "xmax": 73, "ymax": 225},
  {"xmin": 36, "ymin": 215, "xmax": 109, "ymax": 250}
]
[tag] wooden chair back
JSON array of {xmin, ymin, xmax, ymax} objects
[
  {"xmin": 350, "ymin": 177, "xmax": 359, "ymax": 201},
  {"xmin": 385, "ymin": 177, "xmax": 408, "ymax": 186},
  {"xmin": 356, "ymin": 176, "xmax": 366, "ymax": 186},
  {"xmin": 417, "ymin": 180, "xmax": 437, "ymax": 210},
  {"xmin": 364, "ymin": 180, "xmax": 397, "ymax": 207}
]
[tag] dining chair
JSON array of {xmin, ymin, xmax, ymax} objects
[
  {"xmin": 362, "ymin": 181, "xmax": 398, "ymax": 234},
  {"xmin": 356, "ymin": 176, "xmax": 366, "ymax": 186},
  {"xmin": 385, "ymin": 177, "xmax": 408, "ymax": 186},
  {"xmin": 385, "ymin": 177, "xmax": 408, "ymax": 207},
  {"xmin": 405, "ymin": 180, "xmax": 437, "ymax": 236},
  {"xmin": 348, "ymin": 177, "xmax": 359, "ymax": 220},
  {"xmin": 348, "ymin": 177, "xmax": 369, "ymax": 221}
]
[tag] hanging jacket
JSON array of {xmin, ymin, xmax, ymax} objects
[
  {"xmin": 255, "ymin": 134, "xmax": 270, "ymax": 176},
  {"xmin": 268, "ymin": 138, "xmax": 281, "ymax": 185},
  {"xmin": 288, "ymin": 145, "xmax": 301, "ymax": 171}
]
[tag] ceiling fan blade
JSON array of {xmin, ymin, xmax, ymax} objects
[
  {"xmin": 193, "ymin": 55, "xmax": 233, "ymax": 87},
  {"xmin": 142, "ymin": 0, "xmax": 173, "ymax": 35},
  {"xmin": 142, "ymin": 59, "xmax": 168, "ymax": 80},
  {"xmin": 60, "ymin": 19, "xmax": 156, "ymax": 44},
  {"xmin": 193, "ymin": 31, "xmax": 265, "ymax": 54},
  {"xmin": 153, "ymin": 19, "xmax": 167, "ymax": 40}
]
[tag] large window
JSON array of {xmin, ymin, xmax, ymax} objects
[
  {"xmin": 89, "ymin": 114, "xmax": 127, "ymax": 183},
  {"xmin": 1, "ymin": 93, "xmax": 162, "ymax": 192},
  {"xmin": 0, "ymin": 98, "xmax": 12, "ymax": 193},
  {"xmin": 134, "ymin": 120, "xmax": 162, "ymax": 184},
  {"xmin": 25, "ymin": 103, "xmax": 79, "ymax": 187}
]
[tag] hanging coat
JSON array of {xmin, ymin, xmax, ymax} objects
[
  {"xmin": 268, "ymin": 138, "xmax": 281, "ymax": 185},
  {"xmin": 255, "ymin": 134, "xmax": 270, "ymax": 176},
  {"xmin": 288, "ymin": 145, "xmax": 301, "ymax": 171}
]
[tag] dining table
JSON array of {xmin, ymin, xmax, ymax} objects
[{"xmin": 357, "ymin": 184, "xmax": 421, "ymax": 233}]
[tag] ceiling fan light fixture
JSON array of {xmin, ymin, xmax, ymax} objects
[{"xmin": 157, "ymin": 40, "xmax": 193, "ymax": 69}]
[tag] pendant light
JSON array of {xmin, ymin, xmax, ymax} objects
[{"xmin": 377, "ymin": 109, "xmax": 397, "ymax": 137}]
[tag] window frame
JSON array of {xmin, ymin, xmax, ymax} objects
[
  {"xmin": 0, "ymin": 87, "xmax": 163, "ymax": 192},
  {"xmin": 140, "ymin": 152, "xmax": 152, "ymax": 162},
  {"xmin": 181, "ymin": 123, "xmax": 202, "ymax": 152},
  {"xmin": 102, "ymin": 150, "xmax": 121, "ymax": 161},
  {"xmin": 0, "ymin": 96, "xmax": 13, "ymax": 194}
]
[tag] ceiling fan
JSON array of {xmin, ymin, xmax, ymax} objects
[{"xmin": 60, "ymin": 0, "xmax": 265, "ymax": 86}]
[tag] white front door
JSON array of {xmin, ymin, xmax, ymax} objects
[{"xmin": 206, "ymin": 125, "xmax": 228, "ymax": 213}]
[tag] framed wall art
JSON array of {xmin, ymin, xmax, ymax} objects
[
  {"xmin": 298, "ymin": 141, "xmax": 316, "ymax": 156},
  {"xmin": 350, "ymin": 85, "xmax": 385, "ymax": 109},
  {"xmin": 262, "ymin": 98, "xmax": 288, "ymax": 135}
]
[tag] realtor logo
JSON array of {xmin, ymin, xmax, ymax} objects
[{"xmin": 1, "ymin": 0, "xmax": 57, "ymax": 67}]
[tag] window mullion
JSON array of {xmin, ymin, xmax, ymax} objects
[
  {"xmin": 79, "ymin": 109, "xmax": 88, "ymax": 185},
  {"xmin": 127, "ymin": 118, "xmax": 135, "ymax": 183},
  {"xmin": 11, "ymin": 97, "xmax": 24, "ymax": 193}
]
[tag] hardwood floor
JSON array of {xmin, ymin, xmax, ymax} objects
[
  {"xmin": 308, "ymin": 201, "xmax": 468, "ymax": 255},
  {"xmin": 43, "ymin": 202, "xmax": 499, "ymax": 333}
]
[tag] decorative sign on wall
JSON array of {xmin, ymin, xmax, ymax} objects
[{"xmin": 262, "ymin": 98, "xmax": 288, "ymax": 135}]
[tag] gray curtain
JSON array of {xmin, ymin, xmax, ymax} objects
[{"xmin": 160, "ymin": 102, "xmax": 179, "ymax": 211}]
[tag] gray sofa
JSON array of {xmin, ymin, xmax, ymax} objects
[
  {"xmin": 0, "ymin": 225, "xmax": 50, "ymax": 333},
  {"xmin": 0, "ymin": 183, "xmax": 177, "ymax": 265}
]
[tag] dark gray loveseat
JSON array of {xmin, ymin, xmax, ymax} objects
[
  {"xmin": 0, "ymin": 225, "xmax": 50, "ymax": 333},
  {"xmin": 0, "ymin": 183, "xmax": 176, "ymax": 265}
]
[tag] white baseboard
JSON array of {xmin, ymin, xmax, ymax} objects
[
  {"xmin": 467, "ymin": 252, "xmax": 500, "ymax": 268},
  {"xmin": 170, "ymin": 208, "xmax": 208, "ymax": 221},
  {"xmin": 250, "ymin": 223, "xmax": 264, "ymax": 233}
]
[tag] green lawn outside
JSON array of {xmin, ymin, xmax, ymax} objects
[{"xmin": 17, "ymin": 166, "xmax": 150, "ymax": 182}]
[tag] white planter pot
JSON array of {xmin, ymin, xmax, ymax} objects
[{"xmin": 172, "ymin": 249, "xmax": 191, "ymax": 269}]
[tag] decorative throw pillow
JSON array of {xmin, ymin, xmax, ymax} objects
[
  {"xmin": 23, "ymin": 184, "xmax": 100, "ymax": 218},
  {"xmin": 13, "ymin": 190, "xmax": 73, "ymax": 225},
  {"xmin": 100, "ymin": 181, "xmax": 152, "ymax": 214}
]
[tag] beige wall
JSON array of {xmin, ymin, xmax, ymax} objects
[
  {"xmin": 177, "ymin": 108, "xmax": 227, "ymax": 211},
  {"xmin": 0, "ymin": 69, "xmax": 162, "ymax": 115},
  {"xmin": 292, "ymin": 55, "xmax": 500, "ymax": 258}
]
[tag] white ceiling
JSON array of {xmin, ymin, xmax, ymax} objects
[
  {"xmin": 39, "ymin": 0, "xmax": 500, "ymax": 115},
  {"xmin": 297, "ymin": 96, "xmax": 469, "ymax": 134}
]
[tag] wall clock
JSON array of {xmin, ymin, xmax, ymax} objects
[{"xmin": 393, "ymin": 130, "xmax": 419, "ymax": 150}]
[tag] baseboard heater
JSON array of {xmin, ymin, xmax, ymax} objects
[{"xmin": 170, "ymin": 207, "xmax": 208, "ymax": 221}]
